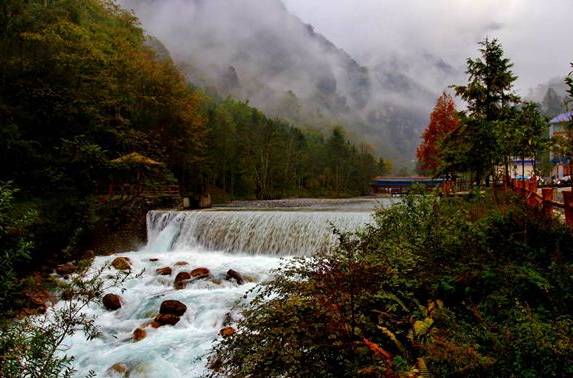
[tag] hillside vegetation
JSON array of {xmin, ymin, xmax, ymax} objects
[{"xmin": 0, "ymin": 0, "xmax": 381, "ymax": 311}]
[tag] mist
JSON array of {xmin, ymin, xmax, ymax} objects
[
  {"xmin": 118, "ymin": 0, "xmax": 572, "ymax": 161},
  {"xmin": 283, "ymin": 0, "xmax": 573, "ymax": 95}
]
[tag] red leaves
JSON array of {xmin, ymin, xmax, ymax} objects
[
  {"xmin": 362, "ymin": 337, "xmax": 393, "ymax": 363},
  {"xmin": 416, "ymin": 92, "xmax": 460, "ymax": 173}
]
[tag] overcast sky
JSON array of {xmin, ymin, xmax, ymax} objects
[{"xmin": 282, "ymin": 0, "xmax": 573, "ymax": 95}]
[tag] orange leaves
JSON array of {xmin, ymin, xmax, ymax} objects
[
  {"xmin": 362, "ymin": 337, "xmax": 393, "ymax": 363},
  {"xmin": 416, "ymin": 92, "xmax": 460, "ymax": 174}
]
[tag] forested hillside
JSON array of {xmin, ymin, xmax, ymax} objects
[
  {"xmin": 0, "ymin": 0, "xmax": 381, "ymax": 297},
  {"xmin": 121, "ymin": 0, "xmax": 441, "ymax": 163}
]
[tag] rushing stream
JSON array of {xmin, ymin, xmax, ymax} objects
[{"xmin": 63, "ymin": 198, "xmax": 390, "ymax": 377}]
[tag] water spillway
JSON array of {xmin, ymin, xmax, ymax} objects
[
  {"xmin": 63, "ymin": 200, "xmax": 384, "ymax": 377},
  {"xmin": 146, "ymin": 209, "xmax": 372, "ymax": 256}
]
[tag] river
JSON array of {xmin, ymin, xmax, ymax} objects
[{"xmin": 63, "ymin": 198, "xmax": 392, "ymax": 377}]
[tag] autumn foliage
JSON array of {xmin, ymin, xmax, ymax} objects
[{"xmin": 417, "ymin": 92, "xmax": 460, "ymax": 174}]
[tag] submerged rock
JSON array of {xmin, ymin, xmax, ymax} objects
[
  {"xmin": 108, "ymin": 363, "xmax": 129, "ymax": 376},
  {"xmin": 190, "ymin": 267, "xmax": 210, "ymax": 279},
  {"xmin": 55, "ymin": 262, "xmax": 77, "ymax": 275},
  {"xmin": 133, "ymin": 328, "xmax": 146, "ymax": 342},
  {"xmin": 102, "ymin": 293, "xmax": 122, "ymax": 311},
  {"xmin": 220, "ymin": 326, "xmax": 236, "ymax": 337},
  {"xmin": 226, "ymin": 269, "xmax": 244, "ymax": 285},
  {"xmin": 174, "ymin": 261, "xmax": 189, "ymax": 266},
  {"xmin": 159, "ymin": 300, "xmax": 187, "ymax": 316},
  {"xmin": 174, "ymin": 272, "xmax": 191, "ymax": 289},
  {"xmin": 156, "ymin": 266, "xmax": 172, "ymax": 276},
  {"xmin": 149, "ymin": 258, "xmax": 159, "ymax": 262},
  {"xmin": 111, "ymin": 257, "xmax": 131, "ymax": 271},
  {"xmin": 154, "ymin": 313, "xmax": 180, "ymax": 326}
]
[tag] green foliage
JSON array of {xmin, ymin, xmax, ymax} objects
[
  {"xmin": 212, "ymin": 193, "xmax": 573, "ymax": 377},
  {"xmin": 0, "ymin": 264, "xmax": 130, "ymax": 377},
  {"xmin": 453, "ymin": 38, "xmax": 520, "ymax": 122},
  {"xmin": 0, "ymin": 182, "xmax": 36, "ymax": 312},
  {"xmin": 201, "ymin": 99, "xmax": 379, "ymax": 200},
  {"xmin": 443, "ymin": 39, "xmax": 550, "ymax": 183},
  {"xmin": 0, "ymin": 0, "xmax": 381, "ymax": 270}
]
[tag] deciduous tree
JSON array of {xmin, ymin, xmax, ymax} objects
[{"xmin": 416, "ymin": 92, "xmax": 460, "ymax": 175}]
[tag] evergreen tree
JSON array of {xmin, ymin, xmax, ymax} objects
[
  {"xmin": 542, "ymin": 87, "xmax": 564, "ymax": 118},
  {"xmin": 451, "ymin": 38, "xmax": 520, "ymax": 184}
]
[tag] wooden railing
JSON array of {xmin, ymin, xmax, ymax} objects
[{"xmin": 510, "ymin": 178, "xmax": 573, "ymax": 229}]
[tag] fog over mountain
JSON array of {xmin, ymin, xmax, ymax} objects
[
  {"xmin": 283, "ymin": 0, "xmax": 573, "ymax": 95},
  {"xmin": 120, "ymin": 0, "xmax": 572, "ymax": 164}
]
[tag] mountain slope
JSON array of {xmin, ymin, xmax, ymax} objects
[{"xmin": 122, "ymin": 0, "xmax": 444, "ymax": 162}]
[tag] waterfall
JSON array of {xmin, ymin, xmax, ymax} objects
[
  {"xmin": 63, "ymin": 200, "xmax": 387, "ymax": 377},
  {"xmin": 146, "ymin": 209, "xmax": 372, "ymax": 256}
]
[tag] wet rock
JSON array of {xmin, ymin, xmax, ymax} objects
[
  {"xmin": 154, "ymin": 313, "xmax": 180, "ymax": 326},
  {"xmin": 159, "ymin": 300, "xmax": 187, "ymax": 316},
  {"xmin": 174, "ymin": 272, "xmax": 191, "ymax": 289},
  {"xmin": 150, "ymin": 320, "xmax": 161, "ymax": 329},
  {"xmin": 108, "ymin": 363, "xmax": 129, "ymax": 376},
  {"xmin": 133, "ymin": 328, "xmax": 146, "ymax": 342},
  {"xmin": 111, "ymin": 257, "xmax": 131, "ymax": 271},
  {"xmin": 174, "ymin": 261, "xmax": 189, "ymax": 266},
  {"xmin": 149, "ymin": 258, "xmax": 159, "ymax": 262},
  {"xmin": 220, "ymin": 326, "xmax": 236, "ymax": 337},
  {"xmin": 155, "ymin": 267, "xmax": 172, "ymax": 276},
  {"xmin": 20, "ymin": 289, "xmax": 51, "ymax": 316},
  {"xmin": 102, "ymin": 293, "xmax": 122, "ymax": 310},
  {"xmin": 190, "ymin": 267, "xmax": 210, "ymax": 279},
  {"xmin": 223, "ymin": 312, "xmax": 234, "ymax": 326},
  {"xmin": 81, "ymin": 250, "xmax": 95, "ymax": 261},
  {"xmin": 226, "ymin": 269, "xmax": 244, "ymax": 285},
  {"xmin": 55, "ymin": 262, "xmax": 77, "ymax": 275}
]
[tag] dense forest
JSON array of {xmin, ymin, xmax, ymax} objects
[{"xmin": 0, "ymin": 0, "xmax": 382, "ymax": 294}]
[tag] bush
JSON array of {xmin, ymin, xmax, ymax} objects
[
  {"xmin": 0, "ymin": 182, "xmax": 36, "ymax": 312},
  {"xmin": 211, "ymin": 192, "xmax": 573, "ymax": 377},
  {"xmin": 0, "ymin": 264, "xmax": 131, "ymax": 377}
]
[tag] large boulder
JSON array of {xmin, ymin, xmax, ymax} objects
[
  {"xmin": 156, "ymin": 267, "xmax": 172, "ymax": 276},
  {"xmin": 111, "ymin": 257, "xmax": 131, "ymax": 271},
  {"xmin": 154, "ymin": 313, "xmax": 180, "ymax": 326},
  {"xmin": 226, "ymin": 269, "xmax": 244, "ymax": 285},
  {"xmin": 174, "ymin": 272, "xmax": 191, "ymax": 289},
  {"xmin": 159, "ymin": 300, "xmax": 187, "ymax": 316},
  {"xmin": 55, "ymin": 262, "xmax": 77, "ymax": 276},
  {"xmin": 190, "ymin": 267, "xmax": 210, "ymax": 279},
  {"xmin": 102, "ymin": 293, "xmax": 122, "ymax": 311}
]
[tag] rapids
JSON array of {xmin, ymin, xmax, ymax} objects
[{"xmin": 63, "ymin": 198, "xmax": 390, "ymax": 377}]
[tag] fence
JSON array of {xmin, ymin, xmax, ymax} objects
[{"xmin": 510, "ymin": 178, "xmax": 573, "ymax": 229}]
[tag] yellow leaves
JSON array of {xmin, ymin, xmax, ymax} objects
[
  {"xmin": 378, "ymin": 325, "xmax": 407, "ymax": 355},
  {"xmin": 413, "ymin": 318, "xmax": 434, "ymax": 338}
]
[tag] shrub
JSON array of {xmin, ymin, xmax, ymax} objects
[{"xmin": 211, "ymin": 192, "xmax": 573, "ymax": 377}]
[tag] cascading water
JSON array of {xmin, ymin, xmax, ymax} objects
[
  {"xmin": 146, "ymin": 210, "xmax": 372, "ymax": 256},
  {"xmin": 62, "ymin": 200, "xmax": 387, "ymax": 377}
]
